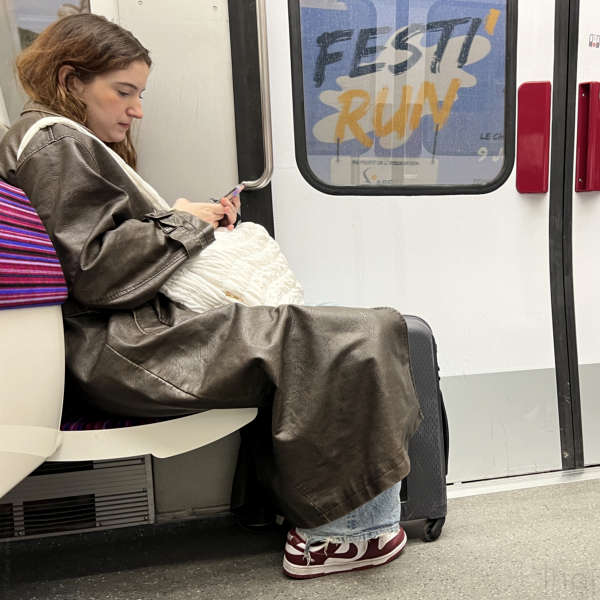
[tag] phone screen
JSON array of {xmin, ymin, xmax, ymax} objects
[{"xmin": 224, "ymin": 184, "xmax": 244, "ymax": 198}]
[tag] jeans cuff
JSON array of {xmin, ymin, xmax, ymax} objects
[{"xmin": 296, "ymin": 522, "xmax": 400, "ymax": 546}]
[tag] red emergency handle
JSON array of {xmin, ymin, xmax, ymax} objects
[
  {"xmin": 516, "ymin": 82, "xmax": 551, "ymax": 194},
  {"xmin": 576, "ymin": 82, "xmax": 600, "ymax": 192}
]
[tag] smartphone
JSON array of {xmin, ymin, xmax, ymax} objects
[{"xmin": 223, "ymin": 184, "xmax": 245, "ymax": 199}]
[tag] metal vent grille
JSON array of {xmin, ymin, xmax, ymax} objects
[
  {"xmin": 95, "ymin": 491, "xmax": 152, "ymax": 529},
  {"xmin": 30, "ymin": 461, "xmax": 94, "ymax": 476},
  {"xmin": 1, "ymin": 457, "xmax": 154, "ymax": 541},
  {"xmin": 0, "ymin": 503, "xmax": 14, "ymax": 538},
  {"xmin": 23, "ymin": 494, "xmax": 96, "ymax": 536}
]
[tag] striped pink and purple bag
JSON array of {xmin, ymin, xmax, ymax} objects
[{"xmin": 0, "ymin": 180, "xmax": 68, "ymax": 309}]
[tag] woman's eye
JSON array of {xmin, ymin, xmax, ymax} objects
[{"xmin": 117, "ymin": 91, "xmax": 129, "ymax": 97}]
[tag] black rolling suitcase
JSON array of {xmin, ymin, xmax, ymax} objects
[
  {"xmin": 235, "ymin": 314, "xmax": 449, "ymax": 537},
  {"xmin": 401, "ymin": 315, "xmax": 449, "ymax": 542}
]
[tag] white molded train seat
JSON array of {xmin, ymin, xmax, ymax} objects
[
  {"xmin": 0, "ymin": 176, "xmax": 257, "ymax": 500},
  {"xmin": 0, "ymin": 301, "xmax": 257, "ymax": 497},
  {"xmin": 50, "ymin": 408, "xmax": 257, "ymax": 462},
  {"xmin": 0, "ymin": 305, "xmax": 65, "ymax": 498},
  {"xmin": 0, "ymin": 300, "xmax": 257, "ymax": 498}
]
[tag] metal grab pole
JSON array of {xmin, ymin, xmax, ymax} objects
[{"xmin": 240, "ymin": 0, "xmax": 274, "ymax": 190}]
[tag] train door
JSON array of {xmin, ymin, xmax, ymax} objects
[
  {"xmin": 573, "ymin": 0, "xmax": 600, "ymax": 466},
  {"xmin": 84, "ymin": 0, "xmax": 588, "ymax": 488},
  {"xmin": 268, "ymin": 0, "xmax": 567, "ymax": 483}
]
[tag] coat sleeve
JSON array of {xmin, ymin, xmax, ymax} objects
[{"xmin": 16, "ymin": 133, "xmax": 215, "ymax": 310}]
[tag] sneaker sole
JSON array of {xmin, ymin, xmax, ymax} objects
[{"xmin": 282, "ymin": 532, "xmax": 407, "ymax": 580}]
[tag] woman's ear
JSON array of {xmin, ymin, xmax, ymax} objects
[{"xmin": 58, "ymin": 65, "xmax": 83, "ymax": 96}]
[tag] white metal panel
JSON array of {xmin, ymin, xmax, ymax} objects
[
  {"xmin": 443, "ymin": 368, "xmax": 561, "ymax": 482},
  {"xmin": 572, "ymin": 0, "xmax": 600, "ymax": 465},
  {"xmin": 90, "ymin": 0, "xmax": 119, "ymax": 22},
  {"xmin": 268, "ymin": 1, "xmax": 562, "ymax": 482},
  {"xmin": 94, "ymin": 0, "xmax": 239, "ymax": 204}
]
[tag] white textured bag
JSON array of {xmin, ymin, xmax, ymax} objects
[
  {"xmin": 162, "ymin": 221, "xmax": 304, "ymax": 310},
  {"xmin": 18, "ymin": 117, "xmax": 304, "ymax": 312}
]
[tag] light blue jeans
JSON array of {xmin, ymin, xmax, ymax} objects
[{"xmin": 296, "ymin": 482, "xmax": 402, "ymax": 545}]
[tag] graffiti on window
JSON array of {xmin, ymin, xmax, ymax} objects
[{"xmin": 298, "ymin": 0, "xmax": 508, "ymax": 187}]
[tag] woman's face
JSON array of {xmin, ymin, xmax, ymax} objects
[{"xmin": 73, "ymin": 60, "xmax": 150, "ymax": 143}]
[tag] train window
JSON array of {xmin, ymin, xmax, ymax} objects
[
  {"xmin": 10, "ymin": 0, "xmax": 90, "ymax": 49},
  {"xmin": 288, "ymin": 0, "xmax": 516, "ymax": 195},
  {"xmin": 1, "ymin": 1, "xmax": 89, "ymax": 123}
]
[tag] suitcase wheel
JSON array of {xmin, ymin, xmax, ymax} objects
[{"xmin": 422, "ymin": 517, "xmax": 445, "ymax": 542}]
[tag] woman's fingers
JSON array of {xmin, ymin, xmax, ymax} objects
[
  {"xmin": 174, "ymin": 199, "xmax": 227, "ymax": 228},
  {"xmin": 219, "ymin": 196, "xmax": 237, "ymax": 226},
  {"xmin": 173, "ymin": 194, "xmax": 240, "ymax": 230},
  {"xmin": 173, "ymin": 197, "xmax": 191, "ymax": 211},
  {"xmin": 229, "ymin": 194, "xmax": 241, "ymax": 212},
  {"xmin": 211, "ymin": 204, "xmax": 228, "ymax": 228}
]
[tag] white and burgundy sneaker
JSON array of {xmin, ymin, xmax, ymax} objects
[{"xmin": 282, "ymin": 527, "xmax": 407, "ymax": 579}]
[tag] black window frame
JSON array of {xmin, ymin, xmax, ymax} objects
[{"xmin": 288, "ymin": 0, "xmax": 518, "ymax": 196}]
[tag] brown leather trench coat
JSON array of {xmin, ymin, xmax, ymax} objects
[{"xmin": 0, "ymin": 103, "xmax": 422, "ymax": 528}]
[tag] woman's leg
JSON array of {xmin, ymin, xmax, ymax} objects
[
  {"xmin": 283, "ymin": 482, "xmax": 406, "ymax": 579},
  {"xmin": 298, "ymin": 481, "xmax": 402, "ymax": 542},
  {"xmin": 101, "ymin": 302, "xmax": 420, "ymax": 530}
]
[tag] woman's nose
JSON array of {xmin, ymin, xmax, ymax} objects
[{"xmin": 127, "ymin": 99, "xmax": 143, "ymax": 119}]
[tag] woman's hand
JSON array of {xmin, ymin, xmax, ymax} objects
[
  {"xmin": 173, "ymin": 197, "xmax": 236, "ymax": 230},
  {"xmin": 223, "ymin": 185, "xmax": 242, "ymax": 212},
  {"xmin": 218, "ymin": 185, "xmax": 244, "ymax": 228}
]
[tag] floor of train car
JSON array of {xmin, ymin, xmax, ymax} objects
[{"xmin": 2, "ymin": 475, "xmax": 600, "ymax": 600}]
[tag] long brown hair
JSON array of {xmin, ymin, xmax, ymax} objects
[{"xmin": 16, "ymin": 14, "xmax": 151, "ymax": 168}]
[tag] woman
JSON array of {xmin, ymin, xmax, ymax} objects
[{"xmin": 0, "ymin": 14, "xmax": 421, "ymax": 579}]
